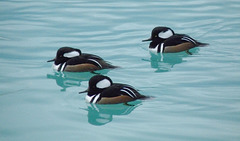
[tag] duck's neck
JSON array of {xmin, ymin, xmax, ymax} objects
[{"xmin": 54, "ymin": 58, "xmax": 69, "ymax": 65}]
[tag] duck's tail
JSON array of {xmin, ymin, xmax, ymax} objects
[
  {"xmin": 107, "ymin": 63, "xmax": 120, "ymax": 69},
  {"xmin": 101, "ymin": 61, "xmax": 120, "ymax": 69},
  {"xmin": 196, "ymin": 41, "xmax": 209, "ymax": 47},
  {"xmin": 138, "ymin": 95, "xmax": 154, "ymax": 100}
]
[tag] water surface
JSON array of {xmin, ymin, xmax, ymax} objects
[{"xmin": 1, "ymin": 0, "xmax": 240, "ymax": 141}]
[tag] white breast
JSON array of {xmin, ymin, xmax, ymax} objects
[
  {"xmin": 148, "ymin": 43, "xmax": 164, "ymax": 53},
  {"xmin": 85, "ymin": 94, "xmax": 100, "ymax": 103},
  {"xmin": 52, "ymin": 64, "xmax": 60, "ymax": 71},
  {"xmin": 149, "ymin": 46, "xmax": 158, "ymax": 53},
  {"xmin": 52, "ymin": 62, "xmax": 66, "ymax": 71}
]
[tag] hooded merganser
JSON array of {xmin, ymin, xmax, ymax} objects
[
  {"xmin": 142, "ymin": 26, "xmax": 209, "ymax": 54},
  {"xmin": 79, "ymin": 75, "xmax": 149, "ymax": 104},
  {"xmin": 47, "ymin": 47, "xmax": 118, "ymax": 72}
]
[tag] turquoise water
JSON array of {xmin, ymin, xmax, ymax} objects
[{"xmin": 1, "ymin": 0, "xmax": 240, "ymax": 140}]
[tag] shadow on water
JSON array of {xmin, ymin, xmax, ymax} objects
[
  {"xmin": 46, "ymin": 69, "xmax": 111, "ymax": 91},
  {"xmin": 143, "ymin": 48, "xmax": 199, "ymax": 72},
  {"xmin": 81, "ymin": 101, "xmax": 142, "ymax": 126}
]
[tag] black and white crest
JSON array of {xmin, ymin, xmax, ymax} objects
[
  {"xmin": 96, "ymin": 78, "xmax": 112, "ymax": 89},
  {"xmin": 63, "ymin": 50, "xmax": 80, "ymax": 58},
  {"xmin": 158, "ymin": 28, "xmax": 174, "ymax": 39}
]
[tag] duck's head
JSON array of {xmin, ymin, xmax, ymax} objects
[
  {"xmin": 47, "ymin": 47, "xmax": 82, "ymax": 65},
  {"xmin": 79, "ymin": 75, "xmax": 113, "ymax": 96},
  {"xmin": 142, "ymin": 26, "xmax": 175, "ymax": 42}
]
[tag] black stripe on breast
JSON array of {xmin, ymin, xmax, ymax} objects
[
  {"xmin": 157, "ymin": 44, "xmax": 160, "ymax": 53},
  {"xmin": 58, "ymin": 63, "xmax": 63, "ymax": 71},
  {"xmin": 58, "ymin": 63, "xmax": 67, "ymax": 71},
  {"xmin": 90, "ymin": 94, "xmax": 101, "ymax": 103}
]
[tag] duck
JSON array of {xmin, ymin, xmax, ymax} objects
[
  {"xmin": 47, "ymin": 47, "xmax": 118, "ymax": 72},
  {"xmin": 142, "ymin": 26, "xmax": 208, "ymax": 54},
  {"xmin": 79, "ymin": 75, "xmax": 149, "ymax": 104}
]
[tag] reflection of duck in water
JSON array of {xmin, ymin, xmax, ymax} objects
[
  {"xmin": 47, "ymin": 68, "xmax": 111, "ymax": 91},
  {"xmin": 47, "ymin": 72, "xmax": 94, "ymax": 91},
  {"xmin": 143, "ymin": 49, "xmax": 199, "ymax": 72},
  {"xmin": 79, "ymin": 75, "xmax": 150, "ymax": 104},
  {"xmin": 84, "ymin": 102, "xmax": 141, "ymax": 126},
  {"xmin": 142, "ymin": 26, "xmax": 208, "ymax": 54},
  {"xmin": 47, "ymin": 47, "xmax": 118, "ymax": 72}
]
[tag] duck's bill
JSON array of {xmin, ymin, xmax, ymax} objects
[
  {"xmin": 79, "ymin": 89, "xmax": 88, "ymax": 94},
  {"xmin": 47, "ymin": 58, "xmax": 55, "ymax": 62},
  {"xmin": 142, "ymin": 38, "xmax": 152, "ymax": 42}
]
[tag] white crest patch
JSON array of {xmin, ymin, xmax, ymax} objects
[
  {"xmin": 96, "ymin": 79, "xmax": 111, "ymax": 89},
  {"xmin": 63, "ymin": 51, "xmax": 80, "ymax": 58},
  {"xmin": 158, "ymin": 29, "xmax": 173, "ymax": 39}
]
